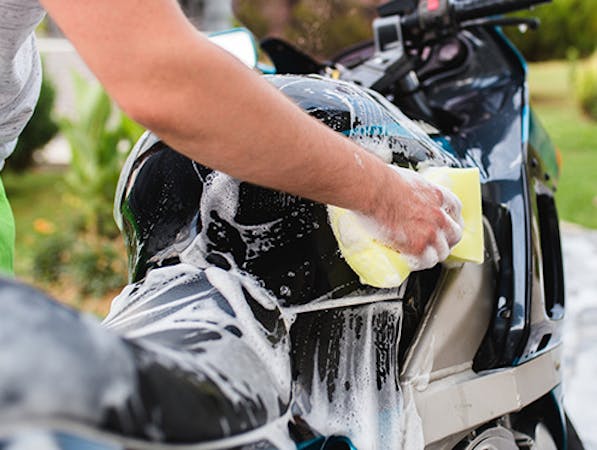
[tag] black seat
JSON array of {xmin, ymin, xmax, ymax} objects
[{"xmin": 0, "ymin": 272, "xmax": 291, "ymax": 446}]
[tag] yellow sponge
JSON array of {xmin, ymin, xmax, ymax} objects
[{"xmin": 328, "ymin": 167, "xmax": 484, "ymax": 288}]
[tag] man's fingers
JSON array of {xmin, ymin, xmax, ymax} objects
[
  {"xmin": 435, "ymin": 233, "xmax": 451, "ymax": 262},
  {"xmin": 443, "ymin": 212, "xmax": 463, "ymax": 248},
  {"xmin": 435, "ymin": 185, "xmax": 464, "ymax": 249},
  {"xmin": 371, "ymin": 166, "xmax": 466, "ymax": 268},
  {"xmin": 438, "ymin": 186, "xmax": 464, "ymax": 228},
  {"xmin": 407, "ymin": 246, "xmax": 440, "ymax": 271}
]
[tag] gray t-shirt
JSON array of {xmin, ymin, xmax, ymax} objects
[{"xmin": 0, "ymin": 0, "xmax": 45, "ymax": 171}]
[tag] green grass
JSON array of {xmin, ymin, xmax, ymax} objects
[{"xmin": 529, "ymin": 61, "xmax": 597, "ymax": 228}]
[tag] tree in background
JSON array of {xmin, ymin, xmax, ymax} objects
[
  {"xmin": 234, "ymin": 0, "xmax": 595, "ymax": 62},
  {"xmin": 41, "ymin": 0, "xmax": 596, "ymax": 63},
  {"xmin": 5, "ymin": 75, "xmax": 59, "ymax": 172},
  {"xmin": 234, "ymin": 0, "xmax": 383, "ymax": 58},
  {"xmin": 31, "ymin": 75, "xmax": 144, "ymax": 299},
  {"xmin": 574, "ymin": 52, "xmax": 597, "ymax": 121},
  {"xmin": 60, "ymin": 73, "xmax": 144, "ymax": 238},
  {"xmin": 506, "ymin": 0, "xmax": 597, "ymax": 62}
]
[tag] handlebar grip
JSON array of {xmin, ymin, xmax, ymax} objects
[{"xmin": 451, "ymin": 0, "xmax": 550, "ymax": 22}]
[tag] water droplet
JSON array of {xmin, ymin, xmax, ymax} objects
[{"xmin": 279, "ymin": 285, "xmax": 291, "ymax": 297}]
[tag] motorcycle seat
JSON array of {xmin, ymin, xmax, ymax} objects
[{"xmin": 0, "ymin": 272, "xmax": 291, "ymax": 447}]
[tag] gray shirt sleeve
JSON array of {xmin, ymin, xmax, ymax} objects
[{"xmin": 0, "ymin": 0, "xmax": 46, "ymax": 170}]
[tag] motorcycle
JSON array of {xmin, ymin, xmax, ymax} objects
[{"xmin": 0, "ymin": 0, "xmax": 585, "ymax": 449}]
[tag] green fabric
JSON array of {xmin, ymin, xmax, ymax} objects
[{"xmin": 0, "ymin": 176, "xmax": 15, "ymax": 275}]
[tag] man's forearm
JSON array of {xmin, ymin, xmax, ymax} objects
[
  {"xmin": 40, "ymin": 0, "xmax": 464, "ymax": 264},
  {"xmin": 139, "ymin": 36, "xmax": 393, "ymax": 215},
  {"xmin": 40, "ymin": 0, "xmax": 392, "ymax": 216}
]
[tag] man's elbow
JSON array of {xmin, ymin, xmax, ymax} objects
[
  {"xmin": 118, "ymin": 94, "xmax": 166, "ymax": 134},
  {"xmin": 115, "ymin": 87, "xmax": 209, "ymax": 153}
]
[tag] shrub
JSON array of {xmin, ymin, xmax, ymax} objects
[
  {"xmin": 31, "ymin": 73, "xmax": 144, "ymax": 301},
  {"xmin": 286, "ymin": 0, "xmax": 372, "ymax": 58},
  {"xmin": 69, "ymin": 235, "xmax": 128, "ymax": 297},
  {"xmin": 6, "ymin": 74, "xmax": 59, "ymax": 172},
  {"xmin": 32, "ymin": 230, "xmax": 127, "ymax": 299},
  {"xmin": 574, "ymin": 53, "xmax": 597, "ymax": 121},
  {"xmin": 233, "ymin": 0, "xmax": 376, "ymax": 58},
  {"xmin": 235, "ymin": 0, "xmax": 597, "ymax": 62},
  {"xmin": 32, "ymin": 232, "xmax": 72, "ymax": 283},
  {"xmin": 505, "ymin": 0, "xmax": 597, "ymax": 62},
  {"xmin": 60, "ymin": 73, "xmax": 144, "ymax": 237}
]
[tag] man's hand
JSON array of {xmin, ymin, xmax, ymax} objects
[{"xmin": 365, "ymin": 165, "xmax": 464, "ymax": 270}]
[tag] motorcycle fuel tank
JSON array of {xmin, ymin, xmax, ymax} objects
[{"xmin": 114, "ymin": 75, "xmax": 459, "ymax": 310}]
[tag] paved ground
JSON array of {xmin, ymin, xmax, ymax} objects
[{"xmin": 561, "ymin": 224, "xmax": 597, "ymax": 449}]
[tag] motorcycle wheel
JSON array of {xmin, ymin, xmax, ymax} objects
[
  {"xmin": 457, "ymin": 422, "xmax": 558, "ymax": 450},
  {"xmin": 458, "ymin": 427, "xmax": 518, "ymax": 450}
]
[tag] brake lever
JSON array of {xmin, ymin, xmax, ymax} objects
[{"xmin": 460, "ymin": 16, "xmax": 540, "ymax": 30}]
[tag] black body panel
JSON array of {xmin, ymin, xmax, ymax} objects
[{"xmin": 116, "ymin": 76, "xmax": 457, "ymax": 309}]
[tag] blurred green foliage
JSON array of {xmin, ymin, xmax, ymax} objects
[
  {"xmin": 5, "ymin": 75, "xmax": 59, "ymax": 172},
  {"xmin": 287, "ymin": 1, "xmax": 372, "ymax": 57},
  {"xmin": 234, "ymin": 0, "xmax": 597, "ymax": 62},
  {"xmin": 27, "ymin": 73, "xmax": 144, "ymax": 299},
  {"xmin": 233, "ymin": 0, "xmax": 269, "ymax": 37},
  {"xmin": 33, "ymin": 231, "xmax": 127, "ymax": 297},
  {"xmin": 61, "ymin": 73, "xmax": 144, "ymax": 238},
  {"xmin": 574, "ymin": 52, "xmax": 597, "ymax": 121},
  {"xmin": 234, "ymin": 0, "xmax": 377, "ymax": 58},
  {"xmin": 32, "ymin": 232, "xmax": 70, "ymax": 283},
  {"xmin": 528, "ymin": 61, "xmax": 597, "ymax": 228},
  {"xmin": 505, "ymin": 0, "xmax": 597, "ymax": 62},
  {"xmin": 5, "ymin": 168, "xmax": 127, "ymax": 309}
]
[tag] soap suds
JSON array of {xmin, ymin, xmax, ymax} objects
[{"xmin": 297, "ymin": 302, "xmax": 407, "ymax": 450}]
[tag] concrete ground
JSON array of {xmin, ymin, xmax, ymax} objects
[{"xmin": 561, "ymin": 224, "xmax": 597, "ymax": 449}]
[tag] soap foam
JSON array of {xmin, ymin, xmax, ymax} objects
[
  {"xmin": 298, "ymin": 302, "xmax": 405, "ymax": 450},
  {"xmin": 104, "ymin": 263, "xmax": 294, "ymax": 445}
]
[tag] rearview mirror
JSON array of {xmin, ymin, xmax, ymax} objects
[{"xmin": 208, "ymin": 28, "xmax": 258, "ymax": 69}]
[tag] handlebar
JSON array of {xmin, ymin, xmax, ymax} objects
[
  {"xmin": 451, "ymin": 0, "xmax": 550, "ymax": 22},
  {"xmin": 391, "ymin": 0, "xmax": 550, "ymax": 34}
]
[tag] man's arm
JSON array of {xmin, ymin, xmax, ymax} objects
[{"xmin": 39, "ymin": 0, "xmax": 462, "ymax": 266}]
